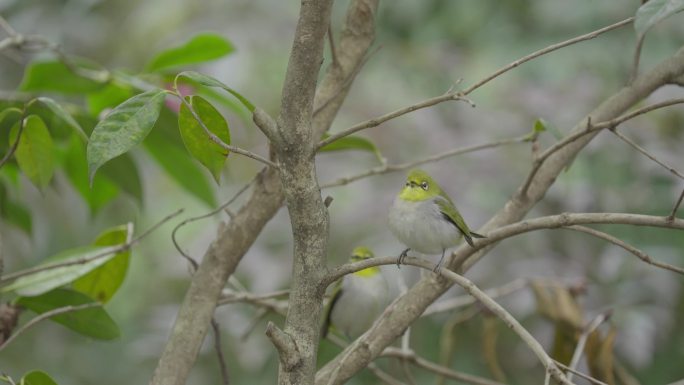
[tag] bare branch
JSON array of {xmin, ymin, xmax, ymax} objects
[
  {"xmin": 568, "ymin": 225, "xmax": 684, "ymax": 274},
  {"xmin": 252, "ymin": 108, "xmax": 279, "ymax": 144},
  {"xmin": 367, "ymin": 363, "xmax": 406, "ymax": 385},
  {"xmin": 609, "ymin": 128, "xmax": 684, "ymax": 180},
  {"xmin": 566, "ymin": 311, "xmax": 612, "ymax": 384},
  {"xmin": 0, "ymin": 303, "xmax": 99, "ymax": 352},
  {"xmin": 1, "ymin": 209, "xmax": 183, "ymax": 285},
  {"xmin": 423, "ymin": 278, "xmax": 527, "ymax": 317},
  {"xmin": 317, "ymin": 17, "xmax": 633, "ymax": 150},
  {"xmin": 172, "ymin": 179, "xmax": 256, "ymax": 271},
  {"xmin": 521, "ymin": 98, "xmax": 684, "ymax": 195},
  {"xmin": 399, "ymin": 259, "xmax": 569, "ymax": 385},
  {"xmin": 383, "ymin": 348, "xmax": 506, "ymax": 385},
  {"xmin": 462, "ymin": 18, "xmax": 634, "ymax": 95},
  {"xmin": 316, "ymin": 92, "xmax": 475, "ymax": 150},
  {"xmin": 669, "ymin": 187, "xmax": 684, "ymax": 221},
  {"xmin": 210, "ymin": 317, "xmax": 230, "ymax": 385},
  {"xmin": 321, "ymin": 135, "xmax": 528, "ymax": 189},
  {"xmin": 553, "ymin": 361, "xmax": 609, "ymax": 385},
  {"xmin": 0, "ymin": 111, "xmax": 26, "ymax": 170}
]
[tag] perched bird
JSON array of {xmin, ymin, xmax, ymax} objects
[
  {"xmin": 388, "ymin": 168, "xmax": 485, "ymax": 270},
  {"xmin": 321, "ymin": 247, "xmax": 389, "ymax": 339}
]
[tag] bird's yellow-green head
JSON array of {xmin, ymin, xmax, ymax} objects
[
  {"xmin": 398, "ymin": 169, "xmax": 444, "ymax": 202},
  {"xmin": 350, "ymin": 246, "xmax": 380, "ymax": 277}
]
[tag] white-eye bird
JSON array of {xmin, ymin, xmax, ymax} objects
[
  {"xmin": 388, "ymin": 168, "xmax": 485, "ymax": 270},
  {"xmin": 321, "ymin": 247, "xmax": 389, "ymax": 339}
]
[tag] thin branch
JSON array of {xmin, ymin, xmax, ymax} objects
[
  {"xmin": 521, "ymin": 98, "xmax": 684, "ymax": 195},
  {"xmin": 423, "ymin": 278, "xmax": 527, "ymax": 316},
  {"xmin": 316, "ymin": 17, "xmax": 633, "ymax": 151},
  {"xmin": 0, "ymin": 15, "xmax": 17, "ymax": 36},
  {"xmin": 669, "ymin": 187, "xmax": 684, "ymax": 221},
  {"xmin": 367, "ymin": 363, "xmax": 406, "ymax": 385},
  {"xmin": 321, "ymin": 135, "xmax": 528, "ymax": 189},
  {"xmin": 566, "ymin": 225, "xmax": 684, "ymax": 275},
  {"xmin": 462, "ymin": 17, "xmax": 634, "ymax": 95},
  {"xmin": 630, "ymin": 35, "xmax": 646, "ymax": 84},
  {"xmin": 210, "ymin": 317, "xmax": 230, "ymax": 385},
  {"xmin": 172, "ymin": 178, "xmax": 256, "ymax": 271},
  {"xmin": 0, "ymin": 303, "xmax": 99, "ymax": 352},
  {"xmin": 0, "ymin": 111, "xmax": 26, "ymax": 170},
  {"xmin": 390, "ymin": 259, "xmax": 569, "ymax": 385},
  {"xmin": 566, "ymin": 311, "xmax": 612, "ymax": 384},
  {"xmin": 553, "ymin": 360, "xmax": 609, "ymax": 385},
  {"xmin": 323, "ymin": 212, "xmax": 684, "ymax": 285},
  {"xmin": 609, "ymin": 128, "xmax": 684, "ymax": 180},
  {"xmin": 383, "ymin": 348, "xmax": 506, "ymax": 385},
  {"xmin": 0, "ymin": 209, "xmax": 183, "ymax": 284},
  {"xmin": 316, "ymin": 91, "xmax": 475, "ymax": 150},
  {"xmin": 175, "ymin": 93, "xmax": 278, "ymax": 168},
  {"xmin": 313, "ymin": 45, "xmax": 382, "ymax": 117}
]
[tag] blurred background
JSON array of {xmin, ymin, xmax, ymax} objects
[{"xmin": 1, "ymin": 0, "xmax": 683, "ymax": 384}]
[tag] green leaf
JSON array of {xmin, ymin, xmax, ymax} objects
[
  {"xmin": 16, "ymin": 288, "xmax": 120, "ymax": 340},
  {"xmin": 528, "ymin": 118, "xmax": 563, "ymax": 141},
  {"xmin": 176, "ymin": 71, "xmax": 255, "ymax": 112},
  {"xmin": 87, "ymin": 90, "xmax": 166, "ymax": 185},
  {"xmin": 72, "ymin": 224, "xmax": 132, "ymax": 303},
  {"xmin": 62, "ymin": 135, "xmax": 119, "ymax": 213},
  {"xmin": 28, "ymin": 97, "xmax": 88, "ymax": 141},
  {"xmin": 0, "ymin": 245, "xmax": 118, "ymax": 296},
  {"xmin": 100, "ymin": 152, "xmax": 143, "ymax": 205},
  {"xmin": 146, "ymin": 33, "xmax": 234, "ymax": 72},
  {"xmin": 10, "ymin": 115, "xmax": 55, "ymax": 190},
  {"xmin": 19, "ymin": 370, "xmax": 59, "ymax": 385},
  {"xmin": 178, "ymin": 96, "xmax": 230, "ymax": 183},
  {"xmin": 635, "ymin": 0, "xmax": 684, "ymax": 39},
  {"xmin": 19, "ymin": 59, "xmax": 106, "ymax": 94},
  {"xmin": 144, "ymin": 133, "xmax": 216, "ymax": 206},
  {"xmin": 320, "ymin": 134, "xmax": 383, "ymax": 162}
]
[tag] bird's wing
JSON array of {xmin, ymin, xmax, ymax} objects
[
  {"xmin": 321, "ymin": 280, "xmax": 343, "ymax": 338},
  {"xmin": 434, "ymin": 196, "xmax": 476, "ymax": 246}
]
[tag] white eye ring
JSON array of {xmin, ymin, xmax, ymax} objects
[{"xmin": 420, "ymin": 182, "xmax": 429, "ymax": 190}]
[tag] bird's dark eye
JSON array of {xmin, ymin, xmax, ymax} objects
[
  {"xmin": 405, "ymin": 181, "xmax": 410, "ymax": 187},
  {"xmin": 420, "ymin": 182, "xmax": 429, "ymax": 190}
]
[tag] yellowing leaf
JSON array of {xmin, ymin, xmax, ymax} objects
[{"xmin": 72, "ymin": 224, "xmax": 132, "ymax": 303}]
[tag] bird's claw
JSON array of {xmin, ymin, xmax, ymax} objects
[{"xmin": 396, "ymin": 248, "xmax": 410, "ymax": 268}]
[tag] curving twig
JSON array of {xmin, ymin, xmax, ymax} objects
[
  {"xmin": 521, "ymin": 98, "xmax": 684, "ymax": 195},
  {"xmin": 0, "ymin": 111, "xmax": 26, "ymax": 170},
  {"xmin": 322, "ymin": 135, "xmax": 528, "ymax": 189},
  {"xmin": 171, "ymin": 178, "xmax": 256, "ymax": 271},
  {"xmin": 566, "ymin": 225, "xmax": 684, "ymax": 275},
  {"xmin": 0, "ymin": 303, "xmax": 99, "ymax": 352},
  {"xmin": 0, "ymin": 209, "xmax": 183, "ymax": 285},
  {"xmin": 173, "ymin": 92, "xmax": 278, "ymax": 169},
  {"xmin": 383, "ymin": 348, "xmax": 506, "ymax": 385},
  {"xmin": 316, "ymin": 17, "xmax": 633, "ymax": 150}
]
